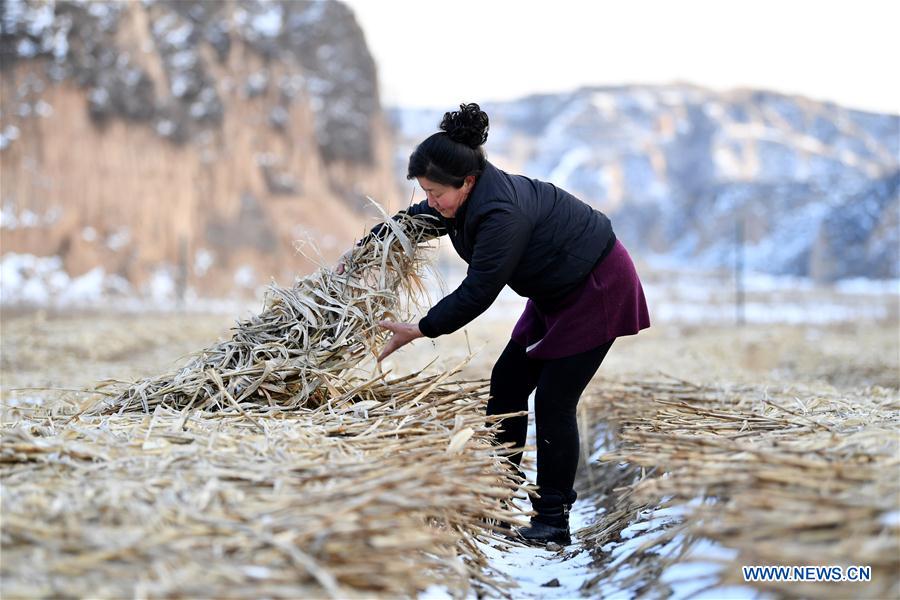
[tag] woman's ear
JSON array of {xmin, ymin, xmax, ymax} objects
[{"xmin": 464, "ymin": 175, "xmax": 476, "ymax": 189}]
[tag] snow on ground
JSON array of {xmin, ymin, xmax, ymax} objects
[
  {"xmin": 594, "ymin": 503, "xmax": 764, "ymax": 599},
  {"xmin": 473, "ymin": 499, "xmax": 599, "ymax": 598},
  {"xmin": 475, "ymin": 393, "xmax": 600, "ymax": 597},
  {"xmin": 420, "ymin": 398, "xmax": 767, "ymax": 599},
  {"xmin": 662, "ymin": 540, "xmax": 767, "ymax": 600},
  {"xmin": 3, "ymin": 251, "xmax": 897, "ymax": 325},
  {"xmin": 420, "ymin": 393, "xmax": 601, "ymax": 599},
  {"xmin": 420, "ymin": 505, "xmax": 598, "ymax": 598},
  {"xmin": 579, "ymin": 436, "xmax": 766, "ymax": 599},
  {"xmin": 0, "ymin": 252, "xmax": 258, "ymax": 314},
  {"xmin": 640, "ymin": 268, "xmax": 898, "ymax": 324},
  {"xmin": 427, "ymin": 260, "xmax": 898, "ymax": 326}
]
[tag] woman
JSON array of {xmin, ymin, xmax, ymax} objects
[{"xmin": 352, "ymin": 103, "xmax": 650, "ymax": 546}]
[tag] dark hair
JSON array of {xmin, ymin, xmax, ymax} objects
[{"xmin": 406, "ymin": 103, "xmax": 489, "ymax": 188}]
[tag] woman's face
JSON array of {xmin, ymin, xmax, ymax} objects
[{"xmin": 418, "ymin": 176, "xmax": 475, "ymax": 218}]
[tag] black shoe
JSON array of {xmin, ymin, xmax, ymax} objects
[
  {"xmin": 516, "ymin": 490, "xmax": 573, "ymax": 546},
  {"xmin": 517, "ymin": 519, "xmax": 571, "ymax": 545}
]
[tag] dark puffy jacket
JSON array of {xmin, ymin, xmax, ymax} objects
[{"xmin": 389, "ymin": 161, "xmax": 615, "ymax": 337}]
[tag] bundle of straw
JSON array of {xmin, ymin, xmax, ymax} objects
[{"xmin": 93, "ymin": 211, "xmax": 438, "ymax": 415}]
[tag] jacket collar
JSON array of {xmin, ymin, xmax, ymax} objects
[{"xmin": 451, "ymin": 160, "xmax": 497, "ymax": 226}]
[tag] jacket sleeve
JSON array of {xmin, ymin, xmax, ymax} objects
[
  {"xmin": 362, "ymin": 199, "xmax": 448, "ymax": 244},
  {"xmin": 418, "ymin": 204, "xmax": 532, "ymax": 337}
]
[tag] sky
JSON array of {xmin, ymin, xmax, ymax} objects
[{"xmin": 344, "ymin": 0, "xmax": 900, "ymax": 115}]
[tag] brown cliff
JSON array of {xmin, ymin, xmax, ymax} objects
[{"xmin": 1, "ymin": 0, "xmax": 397, "ymax": 300}]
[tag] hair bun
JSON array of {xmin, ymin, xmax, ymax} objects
[{"xmin": 440, "ymin": 103, "xmax": 489, "ymax": 148}]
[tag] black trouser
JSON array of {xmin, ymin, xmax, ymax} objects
[{"xmin": 487, "ymin": 338, "xmax": 614, "ymax": 506}]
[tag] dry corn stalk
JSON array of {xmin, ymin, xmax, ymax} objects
[
  {"xmin": 575, "ymin": 377, "xmax": 900, "ymax": 599},
  {"xmin": 91, "ymin": 211, "xmax": 440, "ymax": 415},
  {"xmin": 2, "ymin": 369, "xmax": 531, "ymax": 598}
]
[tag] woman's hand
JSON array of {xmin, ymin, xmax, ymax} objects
[
  {"xmin": 377, "ymin": 320, "xmax": 423, "ymax": 361},
  {"xmin": 334, "ymin": 249, "xmax": 353, "ymax": 275}
]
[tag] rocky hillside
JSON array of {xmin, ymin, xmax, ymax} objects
[
  {"xmin": 392, "ymin": 86, "xmax": 899, "ymax": 281},
  {"xmin": 1, "ymin": 0, "xmax": 396, "ymax": 301}
]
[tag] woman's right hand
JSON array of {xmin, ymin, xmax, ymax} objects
[{"xmin": 376, "ymin": 320, "xmax": 423, "ymax": 361}]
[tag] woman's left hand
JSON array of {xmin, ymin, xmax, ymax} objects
[{"xmin": 377, "ymin": 320, "xmax": 423, "ymax": 361}]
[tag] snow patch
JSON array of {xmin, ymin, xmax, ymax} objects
[
  {"xmin": 835, "ymin": 278, "xmax": 900, "ymax": 295},
  {"xmin": 34, "ymin": 100, "xmax": 53, "ymax": 118},
  {"xmin": 234, "ymin": 265, "xmax": 256, "ymax": 288},
  {"xmin": 250, "ymin": 4, "xmax": 283, "ymax": 38},
  {"xmin": 461, "ymin": 392, "xmax": 599, "ymax": 598},
  {"xmin": 0, "ymin": 125, "xmax": 21, "ymax": 151},
  {"xmin": 637, "ymin": 264, "xmax": 897, "ymax": 324},
  {"xmin": 194, "ymin": 248, "xmax": 214, "ymax": 276},
  {"xmin": 477, "ymin": 530, "xmax": 595, "ymax": 598},
  {"xmin": 880, "ymin": 510, "xmax": 900, "ymax": 529},
  {"xmin": 58, "ymin": 267, "xmax": 107, "ymax": 304},
  {"xmin": 548, "ymin": 147, "xmax": 591, "ymax": 187},
  {"xmin": 106, "ymin": 228, "xmax": 131, "ymax": 251},
  {"xmin": 590, "ymin": 92, "xmax": 618, "ymax": 119},
  {"xmin": 148, "ymin": 268, "xmax": 176, "ymax": 302}
]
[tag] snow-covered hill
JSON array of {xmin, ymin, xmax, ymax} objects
[{"xmin": 391, "ymin": 86, "xmax": 899, "ymax": 281}]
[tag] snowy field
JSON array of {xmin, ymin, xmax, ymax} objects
[{"xmin": 3, "ymin": 251, "xmax": 897, "ymax": 326}]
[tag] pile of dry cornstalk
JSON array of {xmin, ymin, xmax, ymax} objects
[
  {"xmin": 92, "ymin": 211, "xmax": 439, "ymax": 415},
  {"xmin": 574, "ymin": 376, "xmax": 899, "ymax": 599},
  {"xmin": 1, "ymin": 212, "xmax": 529, "ymax": 598}
]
